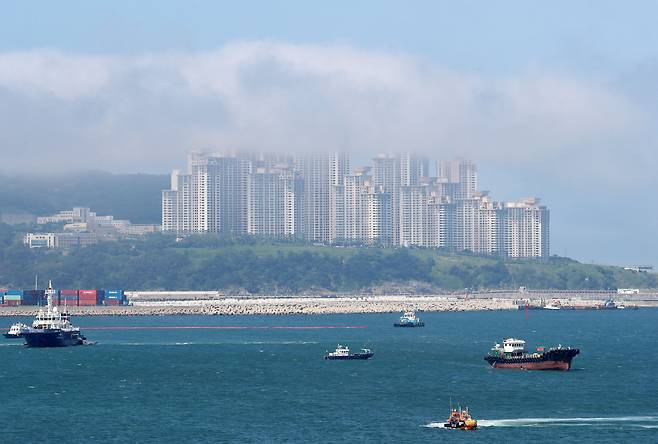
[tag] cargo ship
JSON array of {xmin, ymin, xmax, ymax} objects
[
  {"xmin": 324, "ymin": 344, "xmax": 374, "ymax": 360},
  {"xmin": 394, "ymin": 311, "xmax": 425, "ymax": 327},
  {"xmin": 484, "ymin": 338, "xmax": 579, "ymax": 370},
  {"xmin": 21, "ymin": 281, "xmax": 87, "ymax": 348},
  {"xmin": 444, "ymin": 407, "xmax": 477, "ymax": 430}
]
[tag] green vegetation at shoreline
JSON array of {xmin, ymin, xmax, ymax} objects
[{"xmin": 0, "ymin": 226, "xmax": 655, "ymax": 292}]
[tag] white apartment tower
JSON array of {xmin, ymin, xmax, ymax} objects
[
  {"xmin": 247, "ymin": 168, "xmax": 295, "ymax": 237},
  {"xmin": 372, "ymin": 154, "xmax": 400, "ymax": 245},
  {"xmin": 340, "ymin": 168, "xmax": 390, "ymax": 244},
  {"xmin": 162, "ymin": 169, "xmax": 192, "ymax": 232},
  {"xmin": 423, "ymin": 195, "xmax": 454, "ymax": 249},
  {"xmin": 437, "ymin": 158, "xmax": 477, "ymax": 199},
  {"xmin": 454, "ymin": 193, "xmax": 503, "ymax": 254},
  {"xmin": 398, "ymin": 185, "xmax": 427, "ymax": 247},
  {"xmin": 297, "ymin": 153, "xmax": 349, "ymax": 243},
  {"xmin": 504, "ymin": 198, "xmax": 549, "ymax": 258},
  {"xmin": 162, "ymin": 152, "xmax": 251, "ymax": 235}
]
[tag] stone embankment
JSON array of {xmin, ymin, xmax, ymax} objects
[
  {"xmin": 1, "ymin": 293, "xmax": 656, "ymax": 317},
  {"xmin": 0, "ymin": 296, "xmax": 516, "ymax": 316}
]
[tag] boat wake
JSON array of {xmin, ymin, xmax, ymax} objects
[{"xmin": 424, "ymin": 416, "xmax": 658, "ymax": 428}]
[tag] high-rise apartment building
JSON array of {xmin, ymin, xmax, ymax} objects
[
  {"xmin": 399, "ymin": 185, "xmax": 427, "ymax": 247},
  {"xmin": 339, "ymin": 168, "xmax": 391, "ymax": 244},
  {"xmin": 453, "ymin": 193, "xmax": 503, "ymax": 255},
  {"xmin": 163, "ymin": 152, "xmax": 549, "ymax": 259},
  {"xmin": 423, "ymin": 194, "xmax": 454, "ymax": 249},
  {"xmin": 297, "ymin": 153, "xmax": 349, "ymax": 243},
  {"xmin": 437, "ymin": 158, "xmax": 477, "ymax": 199},
  {"xmin": 247, "ymin": 167, "xmax": 295, "ymax": 237},
  {"xmin": 163, "ymin": 152, "xmax": 251, "ymax": 235},
  {"xmin": 503, "ymin": 198, "xmax": 550, "ymax": 258},
  {"xmin": 162, "ymin": 169, "xmax": 192, "ymax": 232}
]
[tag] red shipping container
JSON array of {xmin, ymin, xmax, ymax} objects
[
  {"xmin": 78, "ymin": 300, "xmax": 97, "ymax": 306},
  {"xmin": 5, "ymin": 300, "xmax": 22, "ymax": 306},
  {"xmin": 79, "ymin": 290, "xmax": 97, "ymax": 297},
  {"xmin": 60, "ymin": 289, "xmax": 78, "ymax": 296},
  {"xmin": 105, "ymin": 299, "xmax": 121, "ymax": 306}
]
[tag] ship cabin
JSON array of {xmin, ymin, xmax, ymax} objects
[
  {"xmin": 502, "ymin": 338, "xmax": 526, "ymax": 357},
  {"xmin": 329, "ymin": 344, "xmax": 350, "ymax": 357},
  {"xmin": 32, "ymin": 307, "xmax": 72, "ymax": 330}
]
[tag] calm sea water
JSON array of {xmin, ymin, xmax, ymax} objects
[{"xmin": 1, "ymin": 310, "xmax": 658, "ymax": 443}]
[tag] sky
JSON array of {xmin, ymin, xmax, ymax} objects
[{"xmin": 1, "ymin": 1, "xmax": 657, "ymax": 267}]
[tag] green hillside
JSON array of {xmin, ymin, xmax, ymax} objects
[{"xmin": 0, "ymin": 228, "xmax": 655, "ymax": 292}]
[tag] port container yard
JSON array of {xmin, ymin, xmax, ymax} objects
[{"xmin": 0, "ymin": 288, "xmax": 127, "ymax": 307}]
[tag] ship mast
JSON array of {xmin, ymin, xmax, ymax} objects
[{"xmin": 46, "ymin": 280, "xmax": 55, "ymax": 310}]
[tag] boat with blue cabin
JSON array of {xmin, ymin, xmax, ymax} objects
[{"xmin": 394, "ymin": 311, "xmax": 425, "ymax": 327}]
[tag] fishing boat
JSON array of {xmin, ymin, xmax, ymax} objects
[{"xmin": 324, "ymin": 344, "xmax": 374, "ymax": 360}]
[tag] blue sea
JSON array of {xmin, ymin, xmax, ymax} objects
[{"xmin": 1, "ymin": 310, "xmax": 658, "ymax": 443}]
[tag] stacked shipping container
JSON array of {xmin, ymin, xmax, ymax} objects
[
  {"xmin": 104, "ymin": 289, "xmax": 125, "ymax": 306},
  {"xmin": 4, "ymin": 290, "xmax": 23, "ymax": 306},
  {"xmin": 1, "ymin": 288, "xmax": 127, "ymax": 306},
  {"xmin": 78, "ymin": 290, "xmax": 98, "ymax": 306},
  {"xmin": 59, "ymin": 289, "xmax": 78, "ymax": 306}
]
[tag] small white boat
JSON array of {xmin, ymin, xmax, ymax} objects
[
  {"xmin": 543, "ymin": 301, "xmax": 561, "ymax": 310},
  {"xmin": 3, "ymin": 323, "xmax": 29, "ymax": 339}
]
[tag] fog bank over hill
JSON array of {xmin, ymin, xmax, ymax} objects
[{"xmin": 0, "ymin": 171, "xmax": 167, "ymax": 224}]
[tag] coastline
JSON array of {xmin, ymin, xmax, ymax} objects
[{"xmin": 1, "ymin": 295, "xmax": 657, "ymax": 316}]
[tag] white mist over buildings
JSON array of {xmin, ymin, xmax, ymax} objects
[{"xmin": 162, "ymin": 152, "xmax": 549, "ymax": 259}]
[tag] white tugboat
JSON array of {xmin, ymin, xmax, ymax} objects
[
  {"xmin": 324, "ymin": 344, "xmax": 374, "ymax": 360},
  {"xmin": 3, "ymin": 323, "xmax": 29, "ymax": 339},
  {"xmin": 21, "ymin": 281, "xmax": 87, "ymax": 347},
  {"xmin": 394, "ymin": 311, "xmax": 425, "ymax": 327}
]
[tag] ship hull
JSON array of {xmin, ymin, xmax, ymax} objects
[
  {"xmin": 22, "ymin": 330, "xmax": 85, "ymax": 348},
  {"xmin": 485, "ymin": 348, "xmax": 579, "ymax": 371},
  {"xmin": 393, "ymin": 322, "xmax": 425, "ymax": 327},
  {"xmin": 444, "ymin": 422, "xmax": 477, "ymax": 430},
  {"xmin": 3, "ymin": 333, "xmax": 22, "ymax": 339},
  {"xmin": 325, "ymin": 353, "xmax": 374, "ymax": 360}
]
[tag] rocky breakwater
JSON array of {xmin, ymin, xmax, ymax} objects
[{"xmin": 0, "ymin": 296, "xmax": 517, "ymax": 316}]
